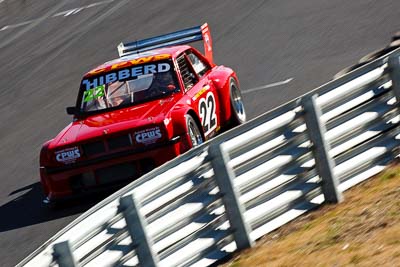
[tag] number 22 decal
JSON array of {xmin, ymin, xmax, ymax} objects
[{"xmin": 199, "ymin": 92, "xmax": 217, "ymax": 136}]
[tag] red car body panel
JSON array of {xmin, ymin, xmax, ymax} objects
[{"xmin": 40, "ymin": 25, "xmax": 243, "ymax": 203}]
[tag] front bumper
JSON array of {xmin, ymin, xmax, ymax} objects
[{"xmin": 40, "ymin": 136, "xmax": 188, "ymax": 203}]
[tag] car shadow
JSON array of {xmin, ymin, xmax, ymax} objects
[{"xmin": 0, "ymin": 182, "xmax": 106, "ymax": 233}]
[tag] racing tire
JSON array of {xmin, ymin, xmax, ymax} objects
[
  {"xmin": 333, "ymin": 62, "xmax": 368, "ymax": 79},
  {"xmin": 186, "ymin": 114, "xmax": 203, "ymax": 147},
  {"xmin": 389, "ymin": 39, "xmax": 400, "ymax": 48},
  {"xmin": 359, "ymin": 45, "xmax": 400, "ymax": 64},
  {"xmin": 229, "ymin": 78, "xmax": 246, "ymax": 126},
  {"xmin": 391, "ymin": 31, "xmax": 400, "ymax": 42}
]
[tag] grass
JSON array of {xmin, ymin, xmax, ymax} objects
[{"xmin": 221, "ymin": 164, "xmax": 400, "ymax": 267}]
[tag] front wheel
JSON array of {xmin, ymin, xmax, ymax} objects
[
  {"xmin": 229, "ymin": 78, "xmax": 246, "ymax": 126},
  {"xmin": 186, "ymin": 114, "xmax": 203, "ymax": 147}
]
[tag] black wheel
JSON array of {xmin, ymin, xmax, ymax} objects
[
  {"xmin": 186, "ymin": 114, "xmax": 203, "ymax": 147},
  {"xmin": 359, "ymin": 45, "xmax": 400, "ymax": 64},
  {"xmin": 358, "ymin": 48, "xmax": 385, "ymax": 64},
  {"xmin": 391, "ymin": 31, "xmax": 400, "ymax": 42},
  {"xmin": 229, "ymin": 78, "xmax": 246, "ymax": 126},
  {"xmin": 388, "ymin": 39, "xmax": 400, "ymax": 48},
  {"xmin": 333, "ymin": 62, "xmax": 368, "ymax": 79}
]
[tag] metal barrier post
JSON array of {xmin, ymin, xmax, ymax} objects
[
  {"xmin": 208, "ymin": 144, "xmax": 254, "ymax": 250},
  {"xmin": 120, "ymin": 194, "xmax": 159, "ymax": 267},
  {"xmin": 53, "ymin": 241, "xmax": 77, "ymax": 267},
  {"xmin": 388, "ymin": 53, "xmax": 400, "ymax": 102},
  {"xmin": 301, "ymin": 94, "xmax": 343, "ymax": 203}
]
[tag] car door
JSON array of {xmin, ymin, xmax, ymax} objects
[{"xmin": 176, "ymin": 50, "xmax": 221, "ymax": 139}]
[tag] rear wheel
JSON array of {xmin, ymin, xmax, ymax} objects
[
  {"xmin": 186, "ymin": 114, "xmax": 203, "ymax": 147},
  {"xmin": 229, "ymin": 78, "xmax": 246, "ymax": 126}
]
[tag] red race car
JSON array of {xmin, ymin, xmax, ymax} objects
[{"xmin": 40, "ymin": 23, "xmax": 246, "ymax": 204}]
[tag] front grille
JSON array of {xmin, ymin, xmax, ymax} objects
[
  {"xmin": 108, "ymin": 134, "xmax": 132, "ymax": 150},
  {"xmin": 82, "ymin": 141, "xmax": 106, "ymax": 157},
  {"xmin": 96, "ymin": 162, "xmax": 138, "ymax": 185}
]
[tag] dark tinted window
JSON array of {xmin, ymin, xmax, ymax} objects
[
  {"xmin": 186, "ymin": 51, "xmax": 210, "ymax": 77},
  {"xmin": 177, "ymin": 55, "xmax": 198, "ymax": 91}
]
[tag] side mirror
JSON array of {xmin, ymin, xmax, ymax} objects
[{"xmin": 66, "ymin": 106, "xmax": 78, "ymax": 115}]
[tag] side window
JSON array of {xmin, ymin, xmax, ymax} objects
[
  {"xmin": 177, "ymin": 54, "xmax": 198, "ymax": 91},
  {"xmin": 186, "ymin": 51, "xmax": 210, "ymax": 77}
]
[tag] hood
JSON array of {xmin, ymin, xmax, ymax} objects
[{"xmin": 50, "ymin": 95, "xmax": 179, "ymax": 149}]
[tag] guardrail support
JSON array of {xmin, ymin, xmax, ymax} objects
[
  {"xmin": 208, "ymin": 144, "xmax": 254, "ymax": 250},
  {"xmin": 388, "ymin": 54, "xmax": 400, "ymax": 102},
  {"xmin": 301, "ymin": 94, "xmax": 343, "ymax": 203},
  {"xmin": 53, "ymin": 241, "xmax": 77, "ymax": 267},
  {"xmin": 120, "ymin": 194, "xmax": 159, "ymax": 267}
]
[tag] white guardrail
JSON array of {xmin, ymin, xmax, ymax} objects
[{"xmin": 18, "ymin": 49, "xmax": 400, "ymax": 267}]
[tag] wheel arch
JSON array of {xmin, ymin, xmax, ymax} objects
[
  {"xmin": 186, "ymin": 109, "xmax": 205, "ymax": 140},
  {"xmin": 170, "ymin": 107, "xmax": 205, "ymax": 140},
  {"xmin": 209, "ymin": 66, "xmax": 240, "ymax": 125}
]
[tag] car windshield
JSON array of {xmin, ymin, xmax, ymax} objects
[{"xmin": 79, "ymin": 60, "xmax": 179, "ymax": 113}]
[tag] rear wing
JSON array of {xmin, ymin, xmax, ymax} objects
[{"xmin": 117, "ymin": 23, "xmax": 214, "ymax": 64}]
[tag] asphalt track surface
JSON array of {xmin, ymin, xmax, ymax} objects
[{"xmin": 1, "ymin": 0, "xmax": 400, "ymax": 266}]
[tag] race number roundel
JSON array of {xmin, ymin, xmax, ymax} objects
[{"xmin": 198, "ymin": 92, "xmax": 217, "ymax": 136}]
